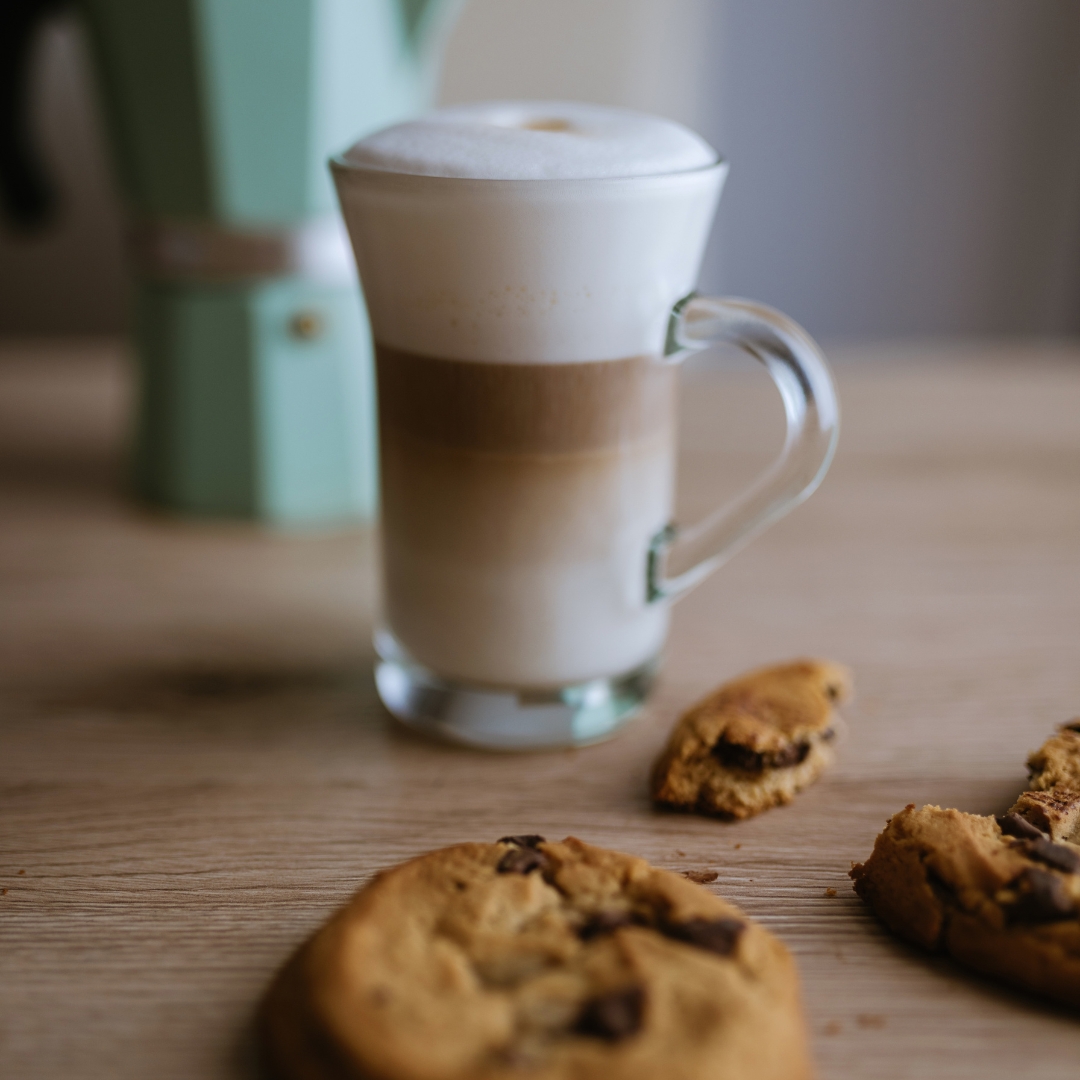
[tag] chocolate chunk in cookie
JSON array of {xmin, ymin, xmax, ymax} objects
[
  {"xmin": 712, "ymin": 737, "xmax": 814, "ymax": 773},
  {"xmin": 1006, "ymin": 867, "xmax": 1077, "ymax": 925},
  {"xmin": 1024, "ymin": 837, "xmax": 1080, "ymax": 875},
  {"xmin": 573, "ymin": 986, "xmax": 644, "ymax": 1041},
  {"xmin": 995, "ymin": 812, "xmax": 1047, "ymax": 841},
  {"xmin": 651, "ymin": 659, "xmax": 851, "ymax": 820},
  {"xmin": 497, "ymin": 846, "xmax": 549, "ymax": 875},
  {"xmin": 261, "ymin": 837, "xmax": 813, "ymax": 1080},
  {"xmin": 664, "ymin": 917, "xmax": 746, "ymax": 956},
  {"xmin": 577, "ymin": 910, "xmax": 637, "ymax": 940}
]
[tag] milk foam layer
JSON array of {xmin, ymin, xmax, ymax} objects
[
  {"xmin": 341, "ymin": 101, "xmax": 717, "ymax": 180},
  {"xmin": 333, "ymin": 143, "xmax": 726, "ymax": 362}
]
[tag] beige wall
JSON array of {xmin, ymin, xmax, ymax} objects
[{"xmin": 439, "ymin": 0, "xmax": 711, "ymax": 127}]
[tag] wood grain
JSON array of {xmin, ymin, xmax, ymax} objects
[{"xmin": 2, "ymin": 339, "xmax": 1080, "ymax": 1078}]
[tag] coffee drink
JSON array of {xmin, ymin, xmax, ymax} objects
[
  {"xmin": 334, "ymin": 102, "xmax": 723, "ymax": 689},
  {"xmin": 332, "ymin": 101, "xmax": 839, "ymax": 748}
]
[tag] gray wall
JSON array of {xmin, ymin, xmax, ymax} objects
[
  {"xmin": 699, "ymin": 0, "xmax": 1080, "ymax": 339},
  {"xmin": 3, "ymin": 1, "xmax": 1080, "ymax": 340}
]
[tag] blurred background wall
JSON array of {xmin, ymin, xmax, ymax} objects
[
  {"xmin": 3, "ymin": 0, "xmax": 1080, "ymax": 341},
  {"xmin": 708, "ymin": 0, "xmax": 1080, "ymax": 339}
]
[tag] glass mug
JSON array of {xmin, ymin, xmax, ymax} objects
[{"xmin": 331, "ymin": 149, "xmax": 838, "ymax": 750}]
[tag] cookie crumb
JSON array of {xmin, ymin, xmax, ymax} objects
[
  {"xmin": 682, "ymin": 869, "xmax": 719, "ymax": 884},
  {"xmin": 1, "ymin": 888, "xmax": 6, "ymax": 895},
  {"xmin": 824, "ymin": 887, "xmax": 837, "ymax": 897},
  {"xmin": 18, "ymin": 870, "xmax": 25, "ymax": 876},
  {"xmin": 734, "ymin": 843, "xmax": 742, "ymax": 850},
  {"xmin": 823, "ymin": 1020, "xmax": 842, "ymax": 1036},
  {"xmin": 856, "ymin": 1014, "xmax": 886, "ymax": 1029},
  {"xmin": 675, "ymin": 850, "xmax": 686, "ymax": 857}
]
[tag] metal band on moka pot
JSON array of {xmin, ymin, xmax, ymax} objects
[
  {"xmin": 127, "ymin": 218, "xmax": 358, "ymax": 348},
  {"xmin": 128, "ymin": 218, "xmax": 356, "ymax": 286}
]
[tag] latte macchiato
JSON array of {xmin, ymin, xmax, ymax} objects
[
  {"xmin": 334, "ymin": 102, "xmax": 723, "ymax": 691},
  {"xmin": 333, "ymin": 101, "xmax": 838, "ymax": 748}
]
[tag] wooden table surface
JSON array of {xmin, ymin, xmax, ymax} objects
[{"xmin": 2, "ymin": 338, "xmax": 1079, "ymax": 1078}]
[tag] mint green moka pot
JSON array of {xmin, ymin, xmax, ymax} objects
[{"xmin": 78, "ymin": 0, "xmax": 459, "ymax": 522}]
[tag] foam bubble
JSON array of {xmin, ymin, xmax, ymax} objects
[{"xmin": 341, "ymin": 101, "xmax": 718, "ymax": 181}]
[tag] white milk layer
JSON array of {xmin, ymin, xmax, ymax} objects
[
  {"xmin": 340, "ymin": 101, "xmax": 717, "ymax": 181},
  {"xmin": 333, "ymin": 161, "xmax": 725, "ymax": 364},
  {"xmin": 334, "ymin": 102, "xmax": 723, "ymax": 365}
]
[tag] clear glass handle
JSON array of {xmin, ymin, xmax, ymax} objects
[{"xmin": 647, "ymin": 294, "xmax": 840, "ymax": 602}]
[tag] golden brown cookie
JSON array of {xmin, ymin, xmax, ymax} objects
[
  {"xmin": 850, "ymin": 804, "xmax": 1080, "ymax": 1008},
  {"xmin": 260, "ymin": 836, "xmax": 814, "ymax": 1080},
  {"xmin": 650, "ymin": 660, "xmax": 852, "ymax": 820}
]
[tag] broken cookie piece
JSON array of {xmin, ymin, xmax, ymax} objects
[
  {"xmin": 1006, "ymin": 788, "xmax": 1080, "ymax": 845},
  {"xmin": 850, "ymin": 803, "xmax": 1080, "ymax": 1007},
  {"xmin": 989, "ymin": 726, "xmax": 1080, "ymax": 844},
  {"xmin": 1026, "ymin": 722, "xmax": 1080, "ymax": 795},
  {"xmin": 650, "ymin": 659, "xmax": 852, "ymax": 819}
]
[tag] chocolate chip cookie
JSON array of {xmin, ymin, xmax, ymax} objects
[
  {"xmin": 260, "ymin": 836, "xmax": 813, "ymax": 1080},
  {"xmin": 850, "ymin": 724, "xmax": 1080, "ymax": 1008},
  {"xmin": 650, "ymin": 660, "xmax": 852, "ymax": 819}
]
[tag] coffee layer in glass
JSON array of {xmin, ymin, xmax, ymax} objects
[{"xmin": 377, "ymin": 345, "xmax": 676, "ymax": 687}]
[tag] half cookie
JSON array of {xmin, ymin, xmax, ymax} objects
[
  {"xmin": 260, "ymin": 836, "xmax": 814, "ymax": 1080},
  {"xmin": 850, "ymin": 803, "xmax": 1080, "ymax": 1008},
  {"xmin": 851, "ymin": 724, "xmax": 1080, "ymax": 1008},
  {"xmin": 650, "ymin": 660, "xmax": 852, "ymax": 819},
  {"xmin": 1026, "ymin": 721, "xmax": 1080, "ymax": 796}
]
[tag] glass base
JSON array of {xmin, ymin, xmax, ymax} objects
[{"xmin": 374, "ymin": 629, "xmax": 658, "ymax": 751}]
